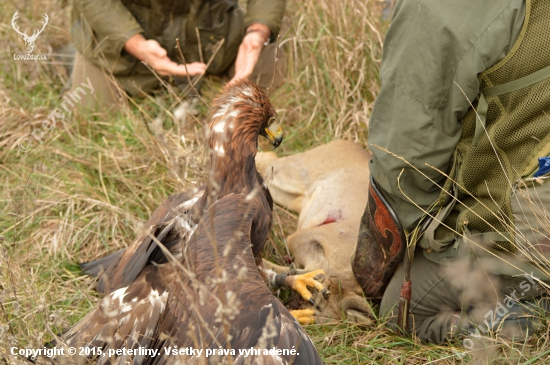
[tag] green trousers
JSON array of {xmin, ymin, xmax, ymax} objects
[{"xmin": 380, "ymin": 247, "xmax": 547, "ymax": 344}]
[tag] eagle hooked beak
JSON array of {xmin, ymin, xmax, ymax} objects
[{"xmin": 261, "ymin": 117, "xmax": 283, "ymax": 149}]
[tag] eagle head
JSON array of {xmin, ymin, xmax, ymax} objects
[{"xmin": 208, "ymin": 80, "xmax": 283, "ymax": 159}]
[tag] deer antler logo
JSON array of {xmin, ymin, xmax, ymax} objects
[{"xmin": 11, "ymin": 11, "xmax": 49, "ymax": 54}]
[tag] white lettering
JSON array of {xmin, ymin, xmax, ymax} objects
[{"xmin": 81, "ymin": 77, "xmax": 95, "ymax": 94}]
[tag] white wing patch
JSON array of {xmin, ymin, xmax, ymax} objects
[
  {"xmin": 214, "ymin": 142, "xmax": 225, "ymax": 156},
  {"xmin": 227, "ymin": 110, "xmax": 240, "ymax": 119},
  {"xmin": 120, "ymin": 302, "xmax": 133, "ymax": 314},
  {"xmin": 241, "ymin": 86, "xmax": 255, "ymax": 98},
  {"xmin": 175, "ymin": 193, "xmax": 201, "ymax": 212},
  {"xmin": 111, "ymin": 286, "xmax": 128, "ymax": 305},
  {"xmin": 213, "ymin": 119, "xmax": 227, "ymax": 133},
  {"xmin": 212, "ymin": 96, "xmax": 243, "ymax": 119},
  {"xmin": 212, "ymin": 103, "xmax": 230, "ymax": 119},
  {"xmin": 213, "ymin": 110, "xmax": 239, "ymax": 135},
  {"xmin": 148, "ymin": 289, "xmax": 161, "ymax": 307},
  {"xmin": 175, "ymin": 214, "xmax": 197, "ymax": 238},
  {"xmin": 230, "ymin": 96, "xmax": 246, "ymax": 105}
]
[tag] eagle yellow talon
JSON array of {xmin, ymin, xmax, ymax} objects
[
  {"xmin": 290, "ymin": 309, "xmax": 315, "ymax": 325},
  {"xmin": 285, "ymin": 269, "xmax": 326, "ymax": 302}
]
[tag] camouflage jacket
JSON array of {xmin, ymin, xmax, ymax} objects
[{"xmin": 368, "ymin": 0, "xmax": 525, "ymax": 235}]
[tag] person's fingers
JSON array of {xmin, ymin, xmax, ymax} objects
[
  {"xmin": 142, "ymin": 39, "xmax": 207, "ymax": 76},
  {"xmin": 155, "ymin": 60, "xmax": 207, "ymax": 77},
  {"xmin": 233, "ymin": 63, "xmax": 253, "ymax": 80},
  {"xmin": 233, "ymin": 54, "xmax": 247, "ymax": 80},
  {"xmin": 234, "ymin": 50, "xmax": 261, "ymax": 80},
  {"xmin": 148, "ymin": 57, "xmax": 178, "ymax": 76},
  {"xmin": 234, "ymin": 63, "xmax": 254, "ymax": 80},
  {"xmin": 181, "ymin": 62, "xmax": 207, "ymax": 75},
  {"xmin": 232, "ymin": 33, "xmax": 264, "ymax": 81},
  {"xmin": 172, "ymin": 62, "xmax": 207, "ymax": 76}
]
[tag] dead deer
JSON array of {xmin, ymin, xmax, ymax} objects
[{"xmin": 257, "ymin": 140, "xmax": 374, "ymax": 324}]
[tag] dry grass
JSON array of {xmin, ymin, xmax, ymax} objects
[{"xmin": 2, "ymin": 0, "xmax": 550, "ymax": 364}]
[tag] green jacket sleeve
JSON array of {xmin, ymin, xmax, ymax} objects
[
  {"xmin": 368, "ymin": 0, "xmax": 525, "ymax": 232},
  {"xmin": 244, "ymin": 0, "xmax": 286, "ymax": 41},
  {"xmin": 72, "ymin": 0, "xmax": 143, "ymax": 60}
]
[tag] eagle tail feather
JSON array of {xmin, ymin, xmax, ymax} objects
[{"xmin": 79, "ymin": 249, "xmax": 124, "ymax": 277}]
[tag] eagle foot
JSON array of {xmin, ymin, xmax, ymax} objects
[
  {"xmin": 290, "ymin": 308, "xmax": 316, "ymax": 325},
  {"xmin": 285, "ymin": 269, "xmax": 326, "ymax": 303}
]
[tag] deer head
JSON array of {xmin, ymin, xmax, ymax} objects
[{"xmin": 11, "ymin": 11, "xmax": 49, "ymax": 54}]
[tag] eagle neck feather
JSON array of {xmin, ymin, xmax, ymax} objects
[{"xmin": 199, "ymin": 82, "xmax": 272, "ymax": 213}]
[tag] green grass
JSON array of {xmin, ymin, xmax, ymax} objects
[{"xmin": 2, "ymin": 0, "xmax": 550, "ymax": 364}]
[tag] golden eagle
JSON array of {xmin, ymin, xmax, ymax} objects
[{"xmin": 47, "ymin": 81, "xmax": 322, "ymax": 364}]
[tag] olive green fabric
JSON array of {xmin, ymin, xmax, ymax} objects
[
  {"xmin": 368, "ymin": 0, "xmax": 525, "ymax": 234},
  {"xmin": 69, "ymin": 51, "xmax": 125, "ymax": 113},
  {"xmin": 423, "ymin": 0, "xmax": 550, "ymax": 265},
  {"xmin": 370, "ymin": 0, "xmax": 550, "ymax": 343},
  {"xmin": 380, "ymin": 246, "xmax": 546, "ymax": 344},
  {"xmin": 70, "ymin": 0, "xmax": 286, "ymax": 95},
  {"xmin": 511, "ymin": 181, "xmax": 550, "ymax": 265}
]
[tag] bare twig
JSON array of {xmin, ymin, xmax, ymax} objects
[
  {"xmin": 195, "ymin": 27, "xmax": 204, "ymax": 63},
  {"xmin": 175, "ymin": 38, "xmax": 208, "ymax": 106},
  {"xmin": 267, "ymin": 35, "xmax": 281, "ymax": 97},
  {"xmin": 175, "ymin": 37, "xmax": 226, "ymax": 105}
]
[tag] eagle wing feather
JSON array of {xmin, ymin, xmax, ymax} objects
[{"xmin": 148, "ymin": 194, "xmax": 322, "ymax": 365}]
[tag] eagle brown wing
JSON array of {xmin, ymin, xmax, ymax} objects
[
  {"xmin": 80, "ymin": 190, "xmax": 202, "ymax": 294},
  {"xmin": 148, "ymin": 194, "xmax": 322, "ymax": 365},
  {"xmin": 51, "ymin": 264, "xmax": 174, "ymax": 365},
  {"xmin": 80, "ymin": 182, "xmax": 271, "ymax": 295}
]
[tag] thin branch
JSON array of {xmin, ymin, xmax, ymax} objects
[
  {"xmin": 267, "ymin": 35, "xmax": 281, "ymax": 97},
  {"xmin": 176, "ymin": 38, "xmax": 226, "ymax": 104},
  {"xmin": 195, "ymin": 28, "xmax": 204, "ymax": 63}
]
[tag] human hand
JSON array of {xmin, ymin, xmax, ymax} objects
[
  {"xmin": 124, "ymin": 34, "xmax": 207, "ymax": 77},
  {"xmin": 231, "ymin": 24, "xmax": 270, "ymax": 82}
]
